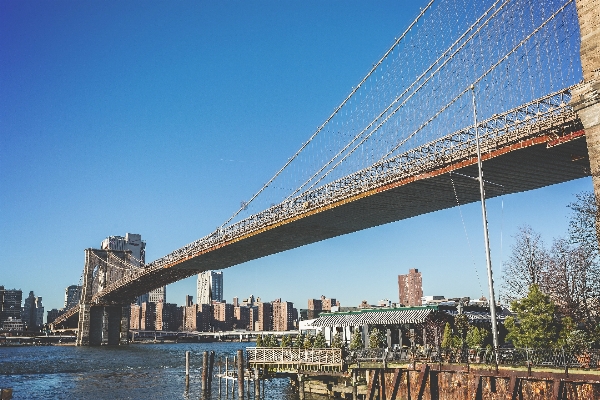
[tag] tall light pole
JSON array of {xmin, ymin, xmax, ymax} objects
[{"xmin": 471, "ymin": 85, "xmax": 500, "ymax": 364}]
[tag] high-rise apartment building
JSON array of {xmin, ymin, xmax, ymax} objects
[
  {"xmin": 64, "ymin": 285, "xmax": 82, "ymax": 309},
  {"xmin": 183, "ymin": 304, "xmax": 211, "ymax": 332},
  {"xmin": 0, "ymin": 286, "xmax": 22, "ymax": 324},
  {"xmin": 130, "ymin": 304, "xmax": 142, "ymax": 330},
  {"xmin": 248, "ymin": 306, "xmax": 258, "ymax": 331},
  {"xmin": 212, "ymin": 302, "xmax": 233, "ymax": 331},
  {"xmin": 255, "ymin": 302, "xmax": 272, "ymax": 331},
  {"xmin": 197, "ymin": 271, "xmax": 223, "ymax": 305},
  {"xmin": 234, "ymin": 306, "xmax": 250, "ymax": 330},
  {"xmin": 47, "ymin": 309, "xmax": 61, "ymax": 324},
  {"xmin": 398, "ymin": 268, "xmax": 423, "ymax": 307},
  {"xmin": 101, "ymin": 233, "xmax": 165, "ymax": 305},
  {"xmin": 155, "ymin": 302, "xmax": 178, "ymax": 331},
  {"xmin": 149, "ymin": 287, "xmax": 166, "ymax": 303},
  {"xmin": 140, "ymin": 302, "xmax": 156, "ymax": 330},
  {"xmin": 272, "ymin": 299, "xmax": 295, "ymax": 331},
  {"xmin": 308, "ymin": 295, "xmax": 338, "ymax": 319}
]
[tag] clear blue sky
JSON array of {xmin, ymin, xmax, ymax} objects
[{"xmin": 0, "ymin": 0, "xmax": 591, "ymax": 316}]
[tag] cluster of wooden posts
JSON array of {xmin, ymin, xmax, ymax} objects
[{"xmin": 185, "ymin": 349, "xmax": 264, "ymax": 399}]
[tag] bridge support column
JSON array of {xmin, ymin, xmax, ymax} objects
[
  {"xmin": 79, "ymin": 305, "xmax": 127, "ymax": 346},
  {"xmin": 574, "ymin": 0, "xmax": 600, "ymax": 241},
  {"xmin": 89, "ymin": 306, "xmax": 103, "ymax": 346},
  {"xmin": 120, "ymin": 305, "xmax": 130, "ymax": 345},
  {"xmin": 76, "ymin": 304, "xmax": 90, "ymax": 346}
]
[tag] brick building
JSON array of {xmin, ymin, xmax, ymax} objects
[
  {"xmin": 272, "ymin": 299, "xmax": 295, "ymax": 331},
  {"xmin": 141, "ymin": 302, "xmax": 156, "ymax": 330},
  {"xmin": 308, "ymin": 295, "xmax": 338, "ymax": 319},
  {"xmin": 255, "ymin": 302, "xmax": 272, "ymax": 331},
  {"xmin": 156, "ymin": 302, "xmax": 179, "ymax": 331},
  {"xmin": 212, "ymin": 301, "xmax": 234, "ymax": 331},
  {"xmin": 234, "ymin": 306, "xmax": 250, "ymax": 330},
  {"xmin": 398, "ymin": 268, "xmax": 423, "ymax": 307},
  {"xmin": 183, "ymin": 304, "xmax": 211, "ymax": 332},
  {"xmin": 130, "ymin": 304, "xmax": 142, "ymax": 330}
]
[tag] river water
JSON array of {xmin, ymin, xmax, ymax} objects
[{"xmin": 0, "ymin": 342, "xmax": 320, "ymax": 400}]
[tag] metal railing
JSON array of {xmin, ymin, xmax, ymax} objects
[
  {"xmin": 348, "ymin": 347, "xmax": 600, "ymax": 369},
  {"xmin": 247, "ymin": 347, "xmax": 343, "ymax": 371}
]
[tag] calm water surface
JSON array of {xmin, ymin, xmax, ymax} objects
[{"xmin": 0, "ymin": 342, "xmax": 324, "ymax": 400}]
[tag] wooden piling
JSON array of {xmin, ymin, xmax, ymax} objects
[
  {"xmin": 237, "ymin": 349, "xmax": 245, "ymax": 399},
  {"xmin": 202, "ymin": 351, "xmax": 209, "ymax": 393},
  {"xmin": 208, "ymin": 351, "xmax": 215, "ymax": 391},
  {"xmin": 254, "ymin": 369, "xmax": 260, "ymax": 400},
  {"xmin": 225, "ymin": 356, "xmax": 229, "ymax": 396},
  {"xmin": 185, "ymin": 351, "xmax": 190, "ymax": 388},
  {"xmin": 298, "ymin": 374, "xmax": 305, "ymax": 400}
]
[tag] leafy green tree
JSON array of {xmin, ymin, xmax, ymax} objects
[
  {"xmin": 267, "ymin": 335, "xmax": 279, "ymax": 347},
  {"xmin": 505, "ymin": 284, "xmax": 562, "ymax": 348},
  {"xmin": 313, "ymin": 331, "xmax": 327, "ymax": 348},
  {"xmin": 349, "ymin": 328, "xmax": 364, "ymax": 350},
  {"xmin": 563, "ymin": 329, "xmax": 591, "ymax": 353},
  {"xmin": 293, "ymin": 334, "xmax": 304, "ymax": 348},
  {"xmin": 255, "ymin": 334, "xmax": 263, "ymax": 347},
  {"xmin": 441, "ymin": 323, "xmax": 460, "ymax": 349},
  {"xmin": 331, "ymin": 332, "xmax": 344, "ymax": 349},
  {"xmin": 281, "ymin": 334, "xmax": 292, "ymax": 347},
  {"xmin": 369, "ymin": 328, "xmax": 386, "ymax": 348},
  {"xmin": 303, "ymin": 334, "xmax": 314, "ymax": 349},
  {"xmin": 465, "ymin": 326, "xmax": 489, "ymax": 349}
]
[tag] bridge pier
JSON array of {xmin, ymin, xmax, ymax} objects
[
  {"xmin": 574, "ymin": 0, "xmax": 600, "ymax": 239},
  {"xmin": 77, "ymin": 305, "xmax": 128, "ymax": 346}
]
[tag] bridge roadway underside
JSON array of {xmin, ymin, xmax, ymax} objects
[{"xmin": 101, "ymin": 128, "xmax": 590, "ymax": 303}]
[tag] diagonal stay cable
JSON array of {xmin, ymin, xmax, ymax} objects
[
  {"xmin": 285, "ymin": 0, "xmax": 507, "ymax": 202},
  {"xmin": 373, "ymin": 0, "xmax": 574, "ymax": 165},
  {"xmin": 219, "ymin": 0, "xmax": 436, "ymax": 229},
  {"xmin": 297, "ymin": 0, "xmax": 573, "ymax": 199},
  {"xmin": 296, "ymin": 0, "xmax": 525, "ymax": 196}
]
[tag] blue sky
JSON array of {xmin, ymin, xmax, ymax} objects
[{"xmin": 0, "ymin": 0, "xmax": 591, "ymax": 316}]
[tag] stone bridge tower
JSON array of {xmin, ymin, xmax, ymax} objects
[
  {"xmin": 76, "ymin": 249, "xmax": 132, "ymax": 346},
  {"xmin": 573, "ymin": 0, "xmax": 600, "ymax": 231}
]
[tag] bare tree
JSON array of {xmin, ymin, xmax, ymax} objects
[
  {"xmin": 564, "ymin": 192, "xmax": 600, "ymax": 330},
  {"xmin": 501, "ymin": 225, "xmax": 547, "ymax": 304}
]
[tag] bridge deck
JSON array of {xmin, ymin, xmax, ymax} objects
[{"xmin": 95, "ymin": 91, "xmax": 588, "ymax": 304}]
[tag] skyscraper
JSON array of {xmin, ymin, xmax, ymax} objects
[
  {"xmin": 0, "ymin": 286, "xmax": 22, "ymax": 324},
  {"xmin": 398, "ymin": 268, "xmax": 423, "ymax": 307},
  {"xmin": 64, "ymin": 285, "xmax": 82, "ymax": 309},
  {"xmin": 197, "ymin": 271, "xmax": 223, "ymax": 305},
  {"xmin": 22, "ymin": 291, "xmax": 43, "ymax": 329}
]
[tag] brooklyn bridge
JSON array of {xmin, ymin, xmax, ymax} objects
[{"xmin": 51, "ymin": 0, "xmax": 600, "ymax": 346}]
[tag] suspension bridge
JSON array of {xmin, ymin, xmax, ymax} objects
[{"xmin": 50, "ymin": 0, "xmax": 600, "ymax": 346}]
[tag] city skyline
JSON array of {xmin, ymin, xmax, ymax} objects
[{"xmin": 0, "ymin": 0, "xmax": 593, "ymax": 314}]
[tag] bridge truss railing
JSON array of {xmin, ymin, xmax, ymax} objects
[{"xmin": 96, "ymin": 88, "xmax": 580, "ymax": 301}]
